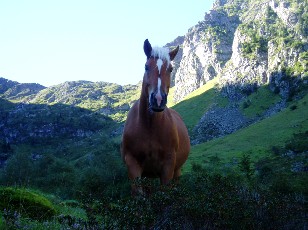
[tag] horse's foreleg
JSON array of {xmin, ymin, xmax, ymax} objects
[
  {"xmin": 173, "ymin": 168, "xmax": 181, "ymax": 184},
  {"xmin": 160, "ymin": 155, "xmax": 176, "ymax": 185},
  {"xmin": 160, "ymin": 170, "xmax": 174, "ymax": 185},
  {"xmin": 124, "ymin": 154, "xmax": 143, "ymax": 196}
]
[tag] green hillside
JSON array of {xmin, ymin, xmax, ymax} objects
[
  {"xmin": 171, "ymin": 78, "xmax": 228, "ymax": 132},
  {"xmin": 30, "ymin": 81, "xmax": 141, "ymax": 122},
  {"xmin": 186, "ymin": 93, "xmax": 307, "ymax": 177},
  {"xmin": 169, "ymin": 73, "xmax": 307, "ymax": 186}
]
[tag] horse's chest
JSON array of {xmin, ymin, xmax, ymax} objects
[
  {"xmin": 137, "ymin": 144, "xmax": 169, "ymax": 177},
  {"xmin": 137, "ymin": 135, "xmax": 168, "ymax": 159},
  {"xmin": 131, "ymin": 129, "xmax": 175, "ymax": 170}
]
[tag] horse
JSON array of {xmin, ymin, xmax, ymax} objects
[{"xmin": 121, "ymin": 39, "xmax": 190, "ymax": 195}]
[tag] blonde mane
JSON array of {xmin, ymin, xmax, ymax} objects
[{"xmin": 151, "ymin": 47, "xmax": 170, "ymax": 67}]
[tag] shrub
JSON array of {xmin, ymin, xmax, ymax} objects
[
  {"xmin": 0, "ymin": 187, "xmax": 57, "ymax": 220},
  {"xmin": 80, "ymin": 172, "xmax": 307, "ymax": 229},
  {"xmin": 243, "ymin": 99, "xmax": 251, "ymax": 109},
  {"xmin": 0, "ymin": 214, "xmax": 4, "ymax": 229},
  {"xmin": 273, "ymin": 86, "xmax": 280, "ymax": 94},
  {"xmin": 271, "ymin": 146, "xmax": 283, "ymax": 155},
  {"xmin": 285, "ymin": 131, "xmax": 308, "ymax": 153},
  {"xmin": 239, "ymin": 152, "xmax": 254, "ymax": 180},
  {"xmin": 3, "ymin": 152, "xmax": 33, "ymax": 187},
  {"xmin": 242, "ymin": 33, "xmax": 268, "ymax": 58},
  {"xmin": 290, "ymin": 105, "xmax": 297, "ymax": 110}
]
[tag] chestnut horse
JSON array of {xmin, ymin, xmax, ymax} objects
[{"xmin": 121, "ymin": 39, "xmax": 190, "ymax": 195}]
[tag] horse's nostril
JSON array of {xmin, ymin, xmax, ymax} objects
[{"xmin": 149, "ymin": 92, "xmax": 166, "ymax": 112}]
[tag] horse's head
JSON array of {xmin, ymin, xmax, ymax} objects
[{"xmin": 143, "ymin": 39, "xmax": 179, "ymax": 112}]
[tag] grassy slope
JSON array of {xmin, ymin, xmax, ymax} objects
[
  {"xmin": 170, "ymin": 78, "xmax": 228, "ymax": 132},
  {"xmin": 167, "ymin": 77, "xmax": 307, "ymax": 175},
  {"xmin": 183, "ymin": 93, "xmax": 308, "ymax": 173},
  {"xmin": 240, "ymin": 86, "xmax": 281, "ymax": 117}
]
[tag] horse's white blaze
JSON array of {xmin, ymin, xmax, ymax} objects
[
  {"xmin": 158, "ymin": 77, "xmax": 162, "ymax": 92},
  {"xmin": 156, "ymin": 77, "xmax": 162, "ymax": 106},
  {"xmin": 156, "ymin": 58, "xmax": 163, "ymax": 74}
]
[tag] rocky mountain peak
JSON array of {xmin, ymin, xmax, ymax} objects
[
  {"xmin": 173, "ymin": 3, "xmax": 241, "ymax": 102},
  {"xmin": 172, "ymin": 0, "xmax": 307, "ymax": 102}
]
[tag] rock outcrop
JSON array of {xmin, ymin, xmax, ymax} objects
[
  {"xmin": 164, "ymin": 36, "xmax": 184, "ymax": 86},
  {"xmin": 173, "ymin": 0, "xmax": 307, "ymax": 102},
  {"xmin": 173, "ymin": 9, "xmax": 240, "ymax": 101},
  {"xmin": 169, "ymin": 0, "xmax": 307, "ymax": 143}
]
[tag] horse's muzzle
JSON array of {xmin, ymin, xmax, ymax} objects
[{"xmin": 150, "ymin": 91, "xmax": 167, "ymax": 112}]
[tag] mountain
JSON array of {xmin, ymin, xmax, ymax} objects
[
  {"xmin": 0, "ymin": 98, "xmax": 114, "ymax": 144},
  {"xmin": 164, "ymin": 36, "xmax": 185, "ymax": 86},
  {"xmin": 1, "ymin": 1, "xmax": 306, "ymax": 144},
  {"xmin": 165, "ymin": 0, "xmax": 308, "ymax": 143},
  {"xmin": 0, "ymin": 78, "xmax": 140, "ymax": 152},
  {"xmin": 0, "ymin": 0, "xmax": 306, "ymax": 147},
  {"xmin": 29, "ymin": 80, "xmax": 141, "ymax": 121},
  {"xmin": 173, "ymin": 0, "xmax": 307, "ymax": 102},
  {"xmin": 0, "ymin": 78, "xmax": 140, "ymax": 122},
  {"xmin": 0, "ymin": 77, "xmax": 45, "ymax": 101}
]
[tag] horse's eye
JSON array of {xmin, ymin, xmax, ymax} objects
[
  {"xmin": 169, "ymin": 67, "xmax": 173, "ymax": 73},
  {"xmin": 145, "ymin": 64, "xmax": 149, "ymax": 72}
]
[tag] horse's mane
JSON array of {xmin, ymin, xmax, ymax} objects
[{"xmin": 151, "ymin": 47, "xmax": 171, "ymax": 66}]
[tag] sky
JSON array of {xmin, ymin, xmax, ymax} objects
[{"xmin": 0, "ymin": 0, "xmax": 214, "ymax": 87}]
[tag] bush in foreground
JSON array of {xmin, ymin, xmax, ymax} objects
[
  {"xmin": 1, "ymin": 172, "xmax": 307, "ymax": 229},
  {"xmin": 0, "ymin": 187, "xmax": 57, "ymax": 220}
]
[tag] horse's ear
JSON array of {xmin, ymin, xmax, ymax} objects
[
  {"xmin": 169, "ymin": 46, "xmax": 179, "ymax": 61},
  {"xmin": 144, "ymin": 39, "xmax": 152, "ymax": 59}
]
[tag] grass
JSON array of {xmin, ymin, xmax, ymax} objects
[
  {"xmin": 184, "ymin": 93, "xmax": 308, "ymax": 173},
  {"xmin": 0, "ymin": 187, "xmax": 89, "ymax": 229},
  {"xmin": 166, "ymin": 86, "xmax": 176, "ymax": 107},
  {"xmin": 241, "ymin": 86, "xmax": 281, "ymax": 117},
  {"xmin": 0, "ymin": 187, "xmax": 57, "ymax": 220},
  {"xmin": 171, "ymin": 78, "xmax": 228, "ymax": 132}
]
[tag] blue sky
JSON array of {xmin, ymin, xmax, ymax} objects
[{"xmin": 0, "ymin": 0, "xmax": 214, "ymax": 86}]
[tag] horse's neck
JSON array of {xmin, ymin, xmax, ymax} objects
[{"xmin": 139, "ymin": 90, "xmax": 150, "ymax": 119}]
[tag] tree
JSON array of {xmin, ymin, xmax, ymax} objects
[{"xmin": 239, "ymin": 152, "xmax": 254, "ymax": 180}]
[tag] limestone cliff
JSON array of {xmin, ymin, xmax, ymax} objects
[
  {"xmin": 169, "ymin": 0, "xmax": 307, "ymax": 143},
  {"xmin": 173, "ymin": 0, "xmax": 307, "ymax": 102},
  {"xmin": 164, "ymin": 36, "xmax": 184, "ymax": 87}
]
